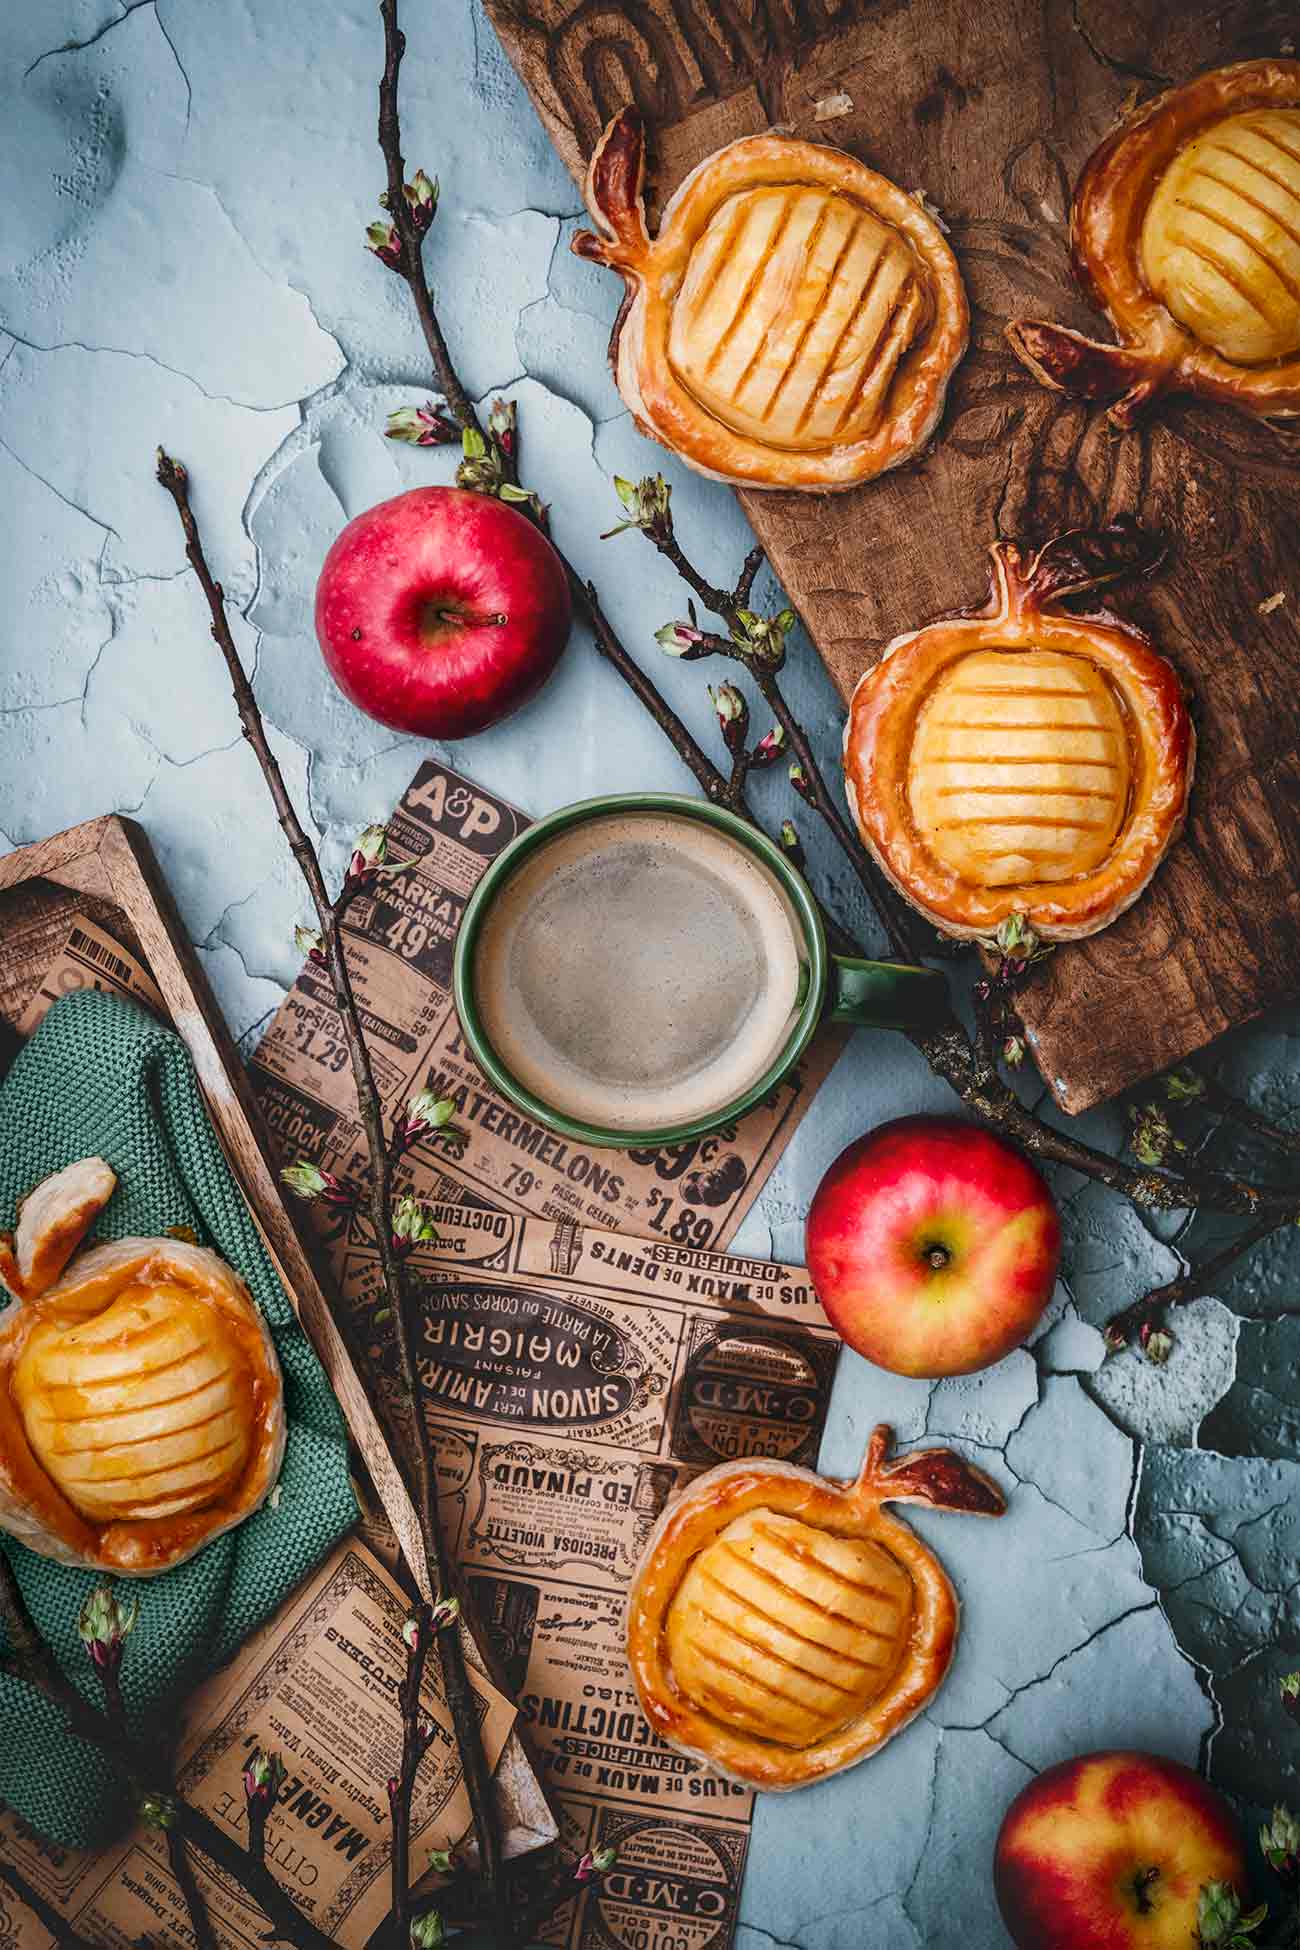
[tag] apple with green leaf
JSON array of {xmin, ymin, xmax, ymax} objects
[{"xmin": 994, "ymin": 1750, "xmax": 1253, "ymax": 1949}]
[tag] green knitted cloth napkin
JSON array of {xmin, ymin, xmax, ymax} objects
[{"xmin": 0, "ymin": 988, "xmax": 358, "ymax": 1847}]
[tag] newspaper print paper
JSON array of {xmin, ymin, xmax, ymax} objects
[
  {"xmin": 292, "ymin": 1203, "xmax": 840, "ymax": 1950},
  {"xmin": 0, "ymin": 1537, "xmax": 515, "ymax": 1949}
]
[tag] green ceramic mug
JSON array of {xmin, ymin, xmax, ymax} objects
[{"xmin": 452, "ymin": 792, "xmax": 947, "ymax": 1150}]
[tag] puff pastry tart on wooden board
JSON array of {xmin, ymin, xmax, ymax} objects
[
  {"xmin": 0, "ymin": 1159, "xmax": 285, "ymax": 1576},
  {"xmin": 573, "ymin": 107, "xmax": 969, "ymax": 488},
  {"xmin": 484, "ymin": 2, "xmax": 1300, "ymax": 1112},
  {"xmin": 1009, "ymin": 59, "xmax": 1300, "ymax": 425},
  {"xmin": 843, "ymin": 523, "xmax": 1195, "ymax": 943},
  {"xmin": 626, "ymin": 1424, "xmax": 1004, "ymax": 1791}
]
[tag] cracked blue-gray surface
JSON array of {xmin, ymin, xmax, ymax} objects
[{"xmin": 2, "ymin": 4, "xmax": 1296, "ymax": 1945}]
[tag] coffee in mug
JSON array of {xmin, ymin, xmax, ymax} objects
[{"xmin": 471, "ymin": 810, "xmax": 807, "ymax": 1132}]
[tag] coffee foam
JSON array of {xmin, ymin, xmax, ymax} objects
[{"xmin": 472, "ymin": 812, "xmax": 806, "ymax": 1132}]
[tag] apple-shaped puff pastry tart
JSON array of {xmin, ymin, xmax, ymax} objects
[
  {"xmin": 1008, "ymin": 59, "xmax": 1300, "ymax": 425},
  {"xmin": 573, "ymin": 108, "xmax": 969, "ymax": 488},
  {"xmin": 626, "ymin": 1425, "xmax": 1004, "ymax": 1791},
  {"xmin": 843, "ymin": 523, "xmax": 1194, "ymax": 943},
  {"xmin": 0, "ymin": 1160, "xmax": 285, "ymax": 1576}
]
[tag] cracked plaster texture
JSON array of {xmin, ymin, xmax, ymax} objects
[{"xmin": 1, "ymin": 3, "xmax": 1297, "ymax": 1944}]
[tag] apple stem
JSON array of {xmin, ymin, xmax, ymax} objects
[
  {"xmin": 1133, "ymin": 1867, "xmax": 1160, "ymax": 1914},
  {"xmin": 435, "ymin": 607, "xmax": 507, "ymax": 629}
]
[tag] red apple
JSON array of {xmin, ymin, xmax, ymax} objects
[
  {"xmin": 994, "ymin": 1750, "xmax": 1249, "ymax": 1950},
  {"xmin": 315, "ymin": 486, "xmax": 571, "ymax": 738},
  {"xmin": 804, "ymin": 1115, "xmax": 1060, "ymax": 1377}
]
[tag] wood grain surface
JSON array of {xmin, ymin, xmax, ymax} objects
[{"xmin": 483, "ymin": 0, "xmax": 1300, "ymax": 1111}]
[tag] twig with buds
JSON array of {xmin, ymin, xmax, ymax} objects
[
  {"xmin": 155, "ymin": 448, "xmax": 504, "ymax": 1945},
  {"xmin": 0, "ymin": 1558, "xmax": 335, "ymax": 1950},
  {"xmin": 1104, "ymin": 1209, "xmax": 1300, "ymax": 1350},
  {"xmin": 362, "ymin": 4, "xmax": 1300, "ymax": 1362}
]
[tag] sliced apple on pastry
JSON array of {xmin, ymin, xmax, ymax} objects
[{"xmin": 0, "ymin": 1160, "xmax": 284, "ymax": 1576}]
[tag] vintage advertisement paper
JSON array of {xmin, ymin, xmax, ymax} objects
[
  {"xmin": 14, "ymin": 913, "xmax": 167, "ymax": 1034},
  {"xmin": 304, "ymin": 1205, "xmax": 840, "ymax": 1949},
  {"xmin": 0, "ymin": 1536, "xmax": 516, "ymax": 1950},
  {"xmin": 251, "ymin": 759, "xmax": 844, "ymax": 1250}
]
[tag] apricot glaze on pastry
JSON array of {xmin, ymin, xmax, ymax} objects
[
  {"xmin": 843, "ymin": 523, "xmax": 1195, "ymax": 944},
  {"xmin": 626, "ymin": 1424, "xmax": 1004, "ymax": 1791},
  {"xmin": 1007, "ymin": 59, "xmax": 1300, "ymax": 425},
  {"xmin": 572, "ymin": 108, "xmax": 969, "ymax": 489},
  {"xmin": 0, "ymin": 1161, "xmax": 285, "ymax": 1575}
]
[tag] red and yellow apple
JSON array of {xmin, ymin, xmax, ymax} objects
[
  {"xmin": 995, "ymin": 1749, "xmax": 1249, "ymax": 1949},
  {"xmin": 315, "ymin": 485, "xmax": 571, "ymax": 739},
  {"xmin": 804, "ymin": 1115, "xmax": 1059, "ymax": 1377}
]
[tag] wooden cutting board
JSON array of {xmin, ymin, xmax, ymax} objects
[{"xmin": 483, "ymin": 0, "xmax": 1300, "ymax": 1113}]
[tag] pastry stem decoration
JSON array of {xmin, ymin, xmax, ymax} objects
[
  {"xmin": 0, "ymin": 1161, "xmax": 285, "ymax": 1576},
  {"xmin": 573, "ymin": 106, "xmax": 969, "ymax": 489},
  {"xmin": 843, "ymin": 520, "xmax": 1195, "ymax": 943},
  {"xmin": 626, "ymin": 1425, "xmax": 1004, "ymax": 1791},
  {"xmin": 1007, "ymin": 59, "xmax": 1300, "ymax": 426}
]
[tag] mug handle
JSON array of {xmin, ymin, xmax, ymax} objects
[{"xmin": 827, "ymin": 956, "xmax": 949, "ymax": 1030}]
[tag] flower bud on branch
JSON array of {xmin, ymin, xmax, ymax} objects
[
  {"xmin": 992, "ymin": 911, "xmax": 1050, "ymax": 981},
  {"xmin": 410, "ymin": 1911, "xmax": 445, "ymax": 1948},
  {"xmin": 1260, "ymin": 1805, "xmax": 1300, "ymax": 1885},
  {"xmin": 386, "ymin": 401, "xmax": 461, "ymax": 446},
  {"xmin": 365, "ymin": 220, "xmax": 404, "ymax": 269},
  {"xmin": 280, "ymin": 1160, "xmax": 357, "ymax": 1209},
  {"xmin": 1194, "ymin": 1879, "xmax": 1267, "ymax": 1947},
  {"xmin": 396, "ymin": 1088, "xmax": 464, "ymax": 1152},
  {"xmin": 732, "ymin": 607, "xmax": 795, "ymax": 668},
  {"xmin": 788, "ymin": 760, "xmax": 815, "ymax": 805},
  {"xmin": 1163, "ymin": 1067, "xmax": 1207, "ymax": 1103},
  {"xmin": 294, "ymin": 923, "xmax": 327, "ymax": 965},
  {"xmin": 574, "ymin": 1845, "xmax": 618, "ymax": 1883},
  {"xmin": 78, "ymin": 1584, "xmax": 138, "ymax": 1679},
  {"xmin": 430, "ymin": 1593, "xmax": 460, "ymax": 1633},
  {"xmin": 752, "ymin": 724, "xmax": 786, "ymax": 766},
  {"xmin": 456, "ymin": 420, "xmax": 546, "ymax": 525},
  {"xmin": 243, "ymin": 1749, "xmax": 287, "ymax": 1814},
  {"xmin": 375, "ymin": 168, "xmax": 438, "ymax": 244},
  {"xmin": 488, "ymin": 396, "xmax": 517, "ymax": 459},
  {"xmin": 347, "ymin": 823, "xmax": 399, "ymax": 886},
  {"xmin": 1128, "ymin": 1102, "xmax": 1184, "ymax": 1169},
  {"xmin": 708, "ymin": 683, "xmax": 748, "ymax": 755},
  {"xmin": 1139, "ymin": 1322, "xmax": 1174, "ymax": 1364},
  {"xmin": 392, "ymin": 1193, "xmax": 439, "ymax": 1256},
  {"xmin": 779, "ymin": 820, "xmax": 805, "ymax": 870},
  {"xmin": 602, "ymin": 474, "xmax": 672, "ymax": 542},
  {"xmin": 654, "ymin": 619, "xmax": 709, "ymax": 659},
  {"xmin": 139, "ymin": 1792, "xmax": 178, "ymax": 1832},
  {"xmin": 1281, "ymin": 1672, "xmax": 1300, "ymax": 1721}
]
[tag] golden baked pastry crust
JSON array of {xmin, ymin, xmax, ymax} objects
[
  {"xmin": 842, "ymin": 530, "xmax": 1195, "ymax": 942},
  {"xmin": 0, "ymin": 1157, "xmax": 117, "ymax": 1303},
  {"xmin": 573, "ymin": 108, "xmax": 969, "ymax": 489},
  {"xmin": 1007, "ymin": 59, "xmax": 1300, "ymax": 425},
  {"xmin": 0, "ymin": 1165, "xmax": 284, "ymax": 1577},
  {"xmin": 626, "ymin": 1424, "xmax": 1004, "ymax": 1791}
]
